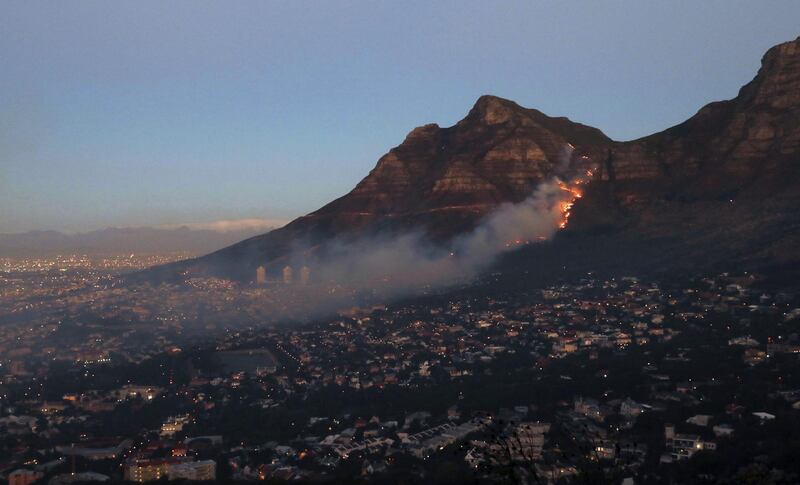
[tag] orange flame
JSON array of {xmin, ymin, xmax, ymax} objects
[{"xmin": 556, "ymin": 169, "xmax": 593, "ymax": 230}]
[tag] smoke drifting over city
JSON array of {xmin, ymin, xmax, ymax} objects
[
  {"xmin": 114, "ymin": 147, "xmax": 596, "ymax": 322},
  {"xmin": 272, "ymin": 157, "xmax": 592, "ymax": 307}
]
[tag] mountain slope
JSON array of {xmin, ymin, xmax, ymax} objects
[
  {"xmin": 157, "ymin": 96, "xmax": 612, "ymax": 281},
  {"xmin": 553, "ymin": 35, "xmax": 800, "ymax": 275},
  {"xmin": 155, "ymin": 35, "xmax": 800, "ymax": 283},
  {"xmin": 605, "ymin": 36, "xmax": 800, "ymax": 191}
]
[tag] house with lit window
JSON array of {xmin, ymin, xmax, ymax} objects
[{"xmin": 663, "ymin": 424, "xmax": 716, "ymax": 461}]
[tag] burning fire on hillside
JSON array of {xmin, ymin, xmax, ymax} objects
[
  {"xmin": 500, "ymin": 167, "xmax": 595, "ymax": 249},
  {"xmin": 557, "ymin": 169, "xmax": 594, "ymax": 229},
  {"xmin": 276, "ymin": 146, "xmax": 599, "ymax": 294}
]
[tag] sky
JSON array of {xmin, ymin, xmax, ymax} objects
[{"xmin": 2, "ymin": 1, "xmax": 799, "ymax": 233}]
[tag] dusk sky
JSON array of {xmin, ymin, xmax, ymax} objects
[{"xmin": 2, "ymin": 1, "xmax": 799, "ymax": 233}]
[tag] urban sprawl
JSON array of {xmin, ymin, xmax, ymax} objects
[{"xmin": 2, "ymin": 256, "xmax": 800, "ymax": 484}]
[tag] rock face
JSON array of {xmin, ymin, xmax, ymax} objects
[
  {"xmin": 156, "ymin": 36, "xmax": 800, "ymax": 281},
  {"xmin": 605, "ymin": 36, "xmax": 800, "ymax": 194},
  {"xmin": 565, "ymin": 36, "xmax": 800, "ymax": 274},
  {"xmin": 162, "ymin": 95, "xmax": 611, "ymax": 280},
  {"xmin": 309, "ymin": 95, "xmax": 610, "ymax": 239}
]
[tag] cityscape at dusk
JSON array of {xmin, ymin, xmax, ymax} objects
[{"xmin": 3, "ymin": 2, "xmax": 800, "ymax": 484}]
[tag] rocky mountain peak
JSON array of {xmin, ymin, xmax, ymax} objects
[
  {"xmin": 605, "ymin": 36, "xmax": 800, "ymax": 190},
  {"xmin": 741, "ymin": 36, "xmax": 800, "ymax": 109},
  {"xmin": 162, "ymin": 92, "xmax": 614, "ymax": 280},
  {"xmin": 466, "ymin": 95, "xmax": 523, "ymax": 125},
  {"xmin": 314, "ymin": 93, "xmax": 611, "ymax": 233},
  {"xmin": 153, "ymin": 35, "xmax": 800, "ymax": 282}
]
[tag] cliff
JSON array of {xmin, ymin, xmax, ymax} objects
[{"xmin": 151, "ymin": 36, "xmax": 800, "ymax": 282}]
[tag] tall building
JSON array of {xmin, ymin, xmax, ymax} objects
[
  {"xmin": 282, "ymin": 266, "xmax": 293, "ymax": 284},
  {"xmin": 300, "ymin": 266, "xmax": 311, "ymax": 285},
  {"xmin": 124, "ymin": 456, "xmax": 214, "ymax": 482},
  {"xmin": 256, "ymin": 265, "xmax": 267, "ymax": 284}
]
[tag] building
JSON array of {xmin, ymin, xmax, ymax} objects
[
  {"xmin": 9, "ymin": 361, "xmax": 28, "ymax": 376},
  {"xmin": 574, "ymin": 396, "xmax": 604, "ymax": 421},
  {"xmin": 48, "ymin": 472, "xmax": 110, "ymax": 484},
  {"xmin": 172, "ymin": 443, "xmax": 188, "ymax": 457},
  {"xmin": 507, "ymin": 422, "xmax": 550, "ymax": 461},
  {"xmin": 299, "ymin": 266, "xmax": 311, "ymax": 285},
  {"xmin": 124, "ymin": 458, "xmax": 189, "ymax": 483},
  {"xmin": 256, "ymin": 265, "xmax": 267, "ymax": 284},
  {"xmin": 712, "ymin": 424, "xmax": 735, "ymax": 437},
  {"xmin": 282, "ymin": 266, "xmax": 293, "ymax": 284},
  {"xmin": 620, "ymin": 398, "xmax": 643, "ymax": 418},
  {"xmin": 594, "ymin": 439, "xmax": 617, "ymax": 460},
  {"xmin": 125, "ymin": 459, "xmax": 170, "ymax": 482},
  {"xmin": 767, "ymin": 341, "xmax": 800, "ymax": 355},
  {"xmin": 55, "ymin": 439, "xmax": 133, "ymax": 461},
  {"xmin": 685, "ymin": 414, "xmax": 712, "ymax": 427},
  {"xmin": 664, "ymin": 425, "xmax": 716, "ymax": 460},
  {"xmin": 167, "ymin": 459, "xmax": 216, "ymax": 481},
  {"xmin": 8, "ymin": 469, "xmax": 43, "ymax": 485},
  {"xmin": 160, "ymin": 414, "xmax": 191, "ymax": 437},
  {"xmin": 743, "ymin": 348, "xmax": 767, "ymax": 365},
  {"xmin": 116, "ymin": 385, "xmax": 162, "ymax": 401}
]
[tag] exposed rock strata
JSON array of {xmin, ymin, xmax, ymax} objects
[{"xmin": 152, "ymin": 36, "xmax": 800, "ymax": 281}]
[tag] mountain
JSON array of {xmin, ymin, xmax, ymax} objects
[
  {"xmin": 0, "ymin": 223, "xmax": 283, "ymax": 258},
  {"xmin": 610, "ymin": 36, "xmax": 800, "ymax": 190},
  {"xmin": 558, "ymin": 35, "xmax": 800, "ymax": 274},
  {"xmin": 155, "ymin": 36, "xmax": 800, "ymax": 283},
  {"xmin": 313, "ymin": 95, "xmax": 610, "ymax": 240},
  {"xmin": 154, "ymin": 96, "xmax": 613, "ymax": 280}
]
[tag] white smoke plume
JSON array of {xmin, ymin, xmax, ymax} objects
[{"xmin": 285, "ymin": 171, "xmax": 587, "ymax": 299}]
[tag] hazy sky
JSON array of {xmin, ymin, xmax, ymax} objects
[{"xmin": 2, "ymin": 1, "xmax": 799, "ymax": 233}]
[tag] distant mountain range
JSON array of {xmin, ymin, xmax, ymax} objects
[
  {"xmin": 0, "ymin": 221, "xmax": 285, "ymax": 258},
  {"xmin": 150, "ymin": 36, "xmax": 800, "ymax": 282}
]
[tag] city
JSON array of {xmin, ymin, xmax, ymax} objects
[
  {"xmin": 2, "ymin": 257, "xmax": 800, "ymax": 483},
  {"xmin": 3, "ymin": 3, "xmax": 800, "ymax": 484}
]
